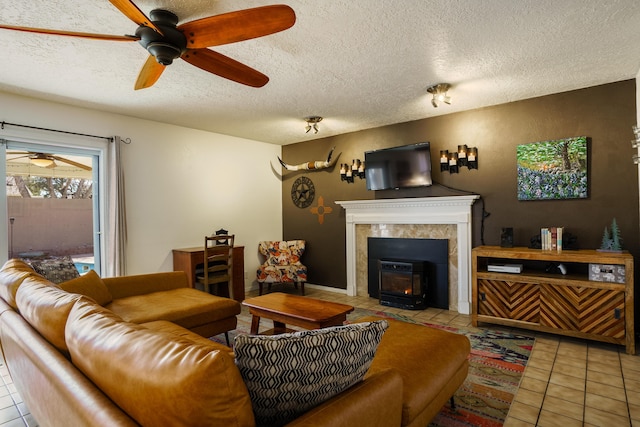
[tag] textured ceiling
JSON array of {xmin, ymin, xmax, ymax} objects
[{"xmin": 1, "ymin": 0, "xmax": 639, "ymax": 145}]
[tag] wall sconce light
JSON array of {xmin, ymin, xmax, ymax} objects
[
  {"xmin": 457, "ymin": 145, "xmax": 468, "ymax": 167},
  {"xmin": 427, "ymin": 83, "xmax": 451, "ymax": 108},
  {"xmin": 340, "ymin": 159, "xmax": 365, "ymax": 183},
  {"xmin": 439, "ymin": 150, "xmax": 449, "ymax": 171},
  {"xmin": 305, "ymin": 116, "xmax": 323, "ymax": 134},
  {"xmin": 467, "ymin": 147, "xmax": 478, "ymax": 169},
  {"xmin": 632, "ymin": 125, "xmax": 640, "ymax": 164},
  {"xmin": 441, "ymin": 146, "xmax": 478, "ymax": 173},
  {"xmin": 448, "ymin": 152, "xmax": 459, "ymax": 174},
  {"xmin": 632, "ymin": 125, "xmax": 640, "ymax": 148},
  {"xmin": 340, "ymin": 163, "xmax": 353, "ymax": 182}
]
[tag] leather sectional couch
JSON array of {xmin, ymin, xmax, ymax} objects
[{"xmin": 0, "ymin": 258, "xmax": 470, "ymax": 427}]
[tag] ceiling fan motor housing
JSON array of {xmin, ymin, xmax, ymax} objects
[{"xmin": 135, "ymin": 9, "xmax": 187, "ymax": 65}]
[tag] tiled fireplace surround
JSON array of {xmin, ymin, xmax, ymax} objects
[{"xmin": 335, "ymin": 196, "xmax": 479, "ymax": 314}]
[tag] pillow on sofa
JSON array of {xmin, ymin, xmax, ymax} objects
[
  {"xmin": 28, "ymin": 256, "xmax": 80, "ymax": 284},
  {"xmin": 65, "ymin": 298, "xmax": 255, "ymax": 427},
  {"xmin": 59, "ymin": 270, "xmax": 112, "ymax": 306},
  {"xmin": 15, "ymin": 277, "xmax": 85, "ymax": 355},
  {"xmin": 234, "ymin": 320, "xmax": 388, "ymax": 427}
]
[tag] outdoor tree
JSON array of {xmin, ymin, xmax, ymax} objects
[{"xmin": 8, "ymin": 175, "xmax": 92, "ymax": 199}]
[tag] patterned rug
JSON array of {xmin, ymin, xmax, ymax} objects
[{"xmin": 214, "ymin": 307, "xmax": 534, "ymax": 427}]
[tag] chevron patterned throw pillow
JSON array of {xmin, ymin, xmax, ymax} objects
[{"xmin": 234, "ymin": 320, "xmax": 388, "ymax": 427}]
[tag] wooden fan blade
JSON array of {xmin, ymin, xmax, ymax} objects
[
  {"xmin": 182, "ymin": 49, "xmax": 268, "ymax": 88},
  {"xmin": 108, "ymin": 0, "xmax": 162, "ymax": 34},
  {"xmin": 50, "ymin": 156, "xmax": 92, "ymax": 171},
  {"xmin": 6, "ymin": 153, "xmax": 31, "ymax": 160},
  {"xmin": 178, "ymin": 5, "xmax": 295, "ymax": 48},
  {"xmin": 0, "ymin": 24, "xmax": 138, "ymax": 41},
  {"xmin": 134, "ymin": 55, "xmax": 166, "ymax": 90}
]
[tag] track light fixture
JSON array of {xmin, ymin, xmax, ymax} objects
[
  {"xmin": 427, "ymin": 83, "xmax": 451, "ymax": 108},
  {"xmin": 304, "ymin": 116, "xmax": 323, "ymax": 134}
]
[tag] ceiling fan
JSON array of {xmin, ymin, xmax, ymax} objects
[
  {"xmin": 7, "ymin": 152, "xmax": 92, "ymax": 171},
  {"xmin": 0, "ymin": 1, "xmax": 296, "ymax": 89}
]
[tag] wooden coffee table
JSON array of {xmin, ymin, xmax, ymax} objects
[{"xmin": 242, "ymin": 292, "xmax": 355, "ymax": 335}]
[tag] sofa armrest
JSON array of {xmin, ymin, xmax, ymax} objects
[
  {"xmin": 285, "ymin": 369, "xmax": 403, "ymax": 427},
  {"xmin": 102, "ymin": 271, "xmax": 189, "ymax": 299}
]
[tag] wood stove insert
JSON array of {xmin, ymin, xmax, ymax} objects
[
  {"xmin": 378, "ymin": 259, "xmax": 427, "ymax": 310},
  {"xmin": 368, "ymin": 237, "xmax": 449, "ymax": 309}
]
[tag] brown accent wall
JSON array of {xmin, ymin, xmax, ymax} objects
[{"xmin": 282, "ymin": 80, "xmax": 638, "ymax": 291}]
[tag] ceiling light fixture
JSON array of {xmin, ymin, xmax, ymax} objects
[
  {"xmin": 427, "ymin": 83, "xmax": 452, "ymax": 108},
  {"xmin": 305, "ymin": 116, "xmax": 323, "ymax": 134},
  {"xmin": 30, "ymin": 153, "xmax": 54, "ymax": 168}
]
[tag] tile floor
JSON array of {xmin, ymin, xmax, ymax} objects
[{"xmin": 0, "ymin": 286, "xmax": 637, "ymax": 426}]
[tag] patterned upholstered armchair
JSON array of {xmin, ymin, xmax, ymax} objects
[{"xmin": 256, "ymin": 240, "xmax": 307, "ymax": 295}]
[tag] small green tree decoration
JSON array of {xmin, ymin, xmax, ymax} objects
[{"xmin": 599, "ymin": 218, "xmax": 623, "ymax": 252}]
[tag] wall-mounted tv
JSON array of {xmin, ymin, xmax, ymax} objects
[{"xmin": 364, "ymin": 142, "xmax": 433, "ymax": 191}]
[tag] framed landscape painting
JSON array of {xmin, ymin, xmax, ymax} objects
[{"xmin": 516, "ymin": 136, "xmax": 588, "ymax": 200}]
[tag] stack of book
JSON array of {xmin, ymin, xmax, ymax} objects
[{"xmin": 541, "ymin": 227, "xmax": 563, "ymax": 251}]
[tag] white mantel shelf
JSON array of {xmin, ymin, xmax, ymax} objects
[{"xmin": 335, "ymin": 196, "xmax": 480, "ymax": 314}]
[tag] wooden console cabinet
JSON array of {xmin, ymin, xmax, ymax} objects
[{"xmin": 472, "ymin": 246, "xmax": 635, "ymax": 354}]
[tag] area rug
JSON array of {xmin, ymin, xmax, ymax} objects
[{"xmin": 213, "ymin": 307, "xmax": 534, "ymax": 427}]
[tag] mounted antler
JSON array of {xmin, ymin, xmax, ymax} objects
[{"xmin": 278, "ymin": 147, "xmax": 336, "ymax": 171}]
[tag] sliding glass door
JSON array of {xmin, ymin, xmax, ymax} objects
[{"xmin": 1, "ymin": 139, "xmax": 103, "ymax": 274}]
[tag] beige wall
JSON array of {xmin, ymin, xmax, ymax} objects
[
  {"xmin": 0, "ymin": 92, "xmax": 283, "ymax": 286},
  {"xmin": 282, "ymin": 80, "xmax": 639, "ymax": 290}
]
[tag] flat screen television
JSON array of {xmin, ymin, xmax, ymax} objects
[{"xmin": 364, "ymin": 142, "xmax": 433, "ymax": 190}]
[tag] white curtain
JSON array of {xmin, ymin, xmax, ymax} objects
[{"xmin": 106, "ymin": 136, "xmax": 127, "ymax": 276}]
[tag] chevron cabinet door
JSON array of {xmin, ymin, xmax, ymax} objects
[
  {"xmin": 540, "ymin": 284, "xmax": 625, "ymax": 339},
  {"xmin": 478, "ymin": 279, "xmax": 539, "ymax": 323}
]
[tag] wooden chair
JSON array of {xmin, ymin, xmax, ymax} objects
[{"xmin": 195, "ymin": 234, "xmax": 235, "ymax": 300}]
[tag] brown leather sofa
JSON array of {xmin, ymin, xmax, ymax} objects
[{"xmin": 0, "ymin": 259, "xmax": 470, "ymax": 427}]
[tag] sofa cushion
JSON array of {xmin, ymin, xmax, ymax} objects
[
  {"xmin": 356, "ymin": 316, "xmax": 471, "ymax": 426},
  {"xmin": 15, "ymin": 277, "xmax": 85, "ymax": 355},
  {"xmin": 65, "ymin": 298, "xmax": 254, "ymax": 427},
  {"xmin": 59, "ymin": 270, "xmax": 113, "ymax": 306},
  {"xmin": 106, "ymin": 288, "xmax": 240, "ymax": 328},
  {"xmin": 0, "ymin": 259, "xmax": 39, "ymax": 310},
  {"xmin": 234, "ymin": 320, "xmax": 388, "ymax": 427},
  {"xmin": 27, "ymin": 256, "xmax": 80, "ymax": 284}
]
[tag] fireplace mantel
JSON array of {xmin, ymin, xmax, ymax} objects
[{"xmin": 335, "ymin": 196, "xmax": 479, "ymax": 314}]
